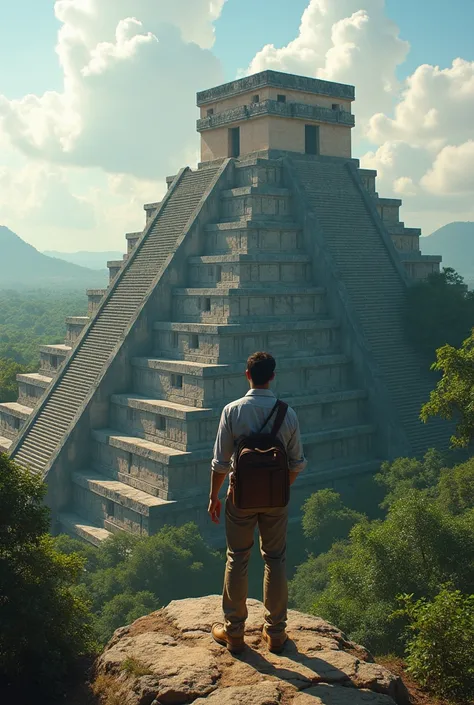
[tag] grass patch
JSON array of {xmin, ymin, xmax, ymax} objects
[{"xmin": 120, "ymin": 657, "xmax": 153, "ymax": 678}]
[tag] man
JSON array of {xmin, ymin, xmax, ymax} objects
[{"xmin": 208, "ymin": 351, "xmax": 306, "ymax": 654}]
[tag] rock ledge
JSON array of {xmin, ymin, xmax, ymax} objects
[{"xmin": 95, "ymin": 595, "xmax": 410, "ymax": 705}]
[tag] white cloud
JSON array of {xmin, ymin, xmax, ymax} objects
[
  {"xmin": 244, "ymin": 0, "xmax": 409, "ymax": 125},
  {"xmin": 0, "ymin": 145, "xmax": 164, "ymax": 251},
  {"xmin": 0, "ymin": 162, "xmax": 96, "ymax": 231},
  {"xmin": 368, "ymin": 59, "xmax": 474, "ymax": 148},
  {"xmin": 360, "ymin": 59, "xmax": 474, "ymax": 220},
  {"xmin": 55, "ymin": 0, "xmax": 226, "ymax": 51},
  {"xmin": 421, "ymin": 141, "xmax": 474, "ymax": 195},
  {"xmin": 246, "ymin": 1, "xmax": 474, "ymax": 234},
  {"xmin": 0, "ymin": 1, "xmax": 225, "ymax": 178},
  {"xmin": 393, "ymin": 177, "xmax": 417, "ymax": 197}
]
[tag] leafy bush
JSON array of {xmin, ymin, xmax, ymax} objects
[
  {"xmin": 55, "ymin": 523, "xmax": 223, "ymax": 644},
  {"xmin": 95, "ymin": 592, "xmax": 159, "ymax": 642},
  {"xmin": 0, "ymin": 358, "xmax": 30, "ymax": 401},
  {"xmin": 291, "ymin": 484, "xmax": 474, "ymax": 654},
  {"xmin": 301, "ymin": 488, "xmax": 365, "ymax": 555},
  {"xmin": 438, "ymin": 457, "xmax": 474, "ymax": 515},
  {"xmin": 375, "ymin": 448, "xmax": 446, "ymax": 508},
  {"xmin": 421, "ymin": 332, "xmax": 474, "ymax": 448},
  {"xmin": 0, "ymin": 453, "xmax": 94, "ymax": 699},
  {"xmin": 397, "ymin": 587, "xmax": 474, "ymax": 702},
  {"xmin": 289, "ymin": 542, "xmax": 350, "ymax": 614}
]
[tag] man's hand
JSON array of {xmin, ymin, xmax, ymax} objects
[{"xmin": 208, "ymin": 496, "xmax": 222, "ymax": 524}]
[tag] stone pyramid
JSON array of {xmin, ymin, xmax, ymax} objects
[{"xmin": 0, "ymin": 70, "xmax": 446, "ymax": 545}]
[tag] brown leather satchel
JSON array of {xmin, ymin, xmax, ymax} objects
[{"xmin": 233, "ymin": 400, "xmax": 290, "ymax": 509}]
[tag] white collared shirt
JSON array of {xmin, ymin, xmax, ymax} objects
[{"xmin": 211, "ymin": 388, "xmax": 307, "ymax": 476}]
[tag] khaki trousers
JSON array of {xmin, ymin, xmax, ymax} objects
[{"xmin": 223, "ymin": 494, "xmax": 288, "ymax": 637}]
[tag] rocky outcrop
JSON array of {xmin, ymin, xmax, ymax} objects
[{"xmin": 95, "ymin": 596, "xmax": 410, "ymax": 705}]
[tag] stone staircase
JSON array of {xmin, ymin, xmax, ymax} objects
[
  {"xmin": 10, "ymin": 167, "xmax": 219, "ymax": 477},
  {"xmin": 291, "ymin": 158, "xmax": 449, "ymax": 454},
  {"xmin": 1, "ymin": 155, "xmax": 445, "ymax": 545}
]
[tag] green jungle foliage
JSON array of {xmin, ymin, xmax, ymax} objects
[
  {"xmin": 0, "ymin": 453, "xmax": 94, "ymax": 700},
  {"xmin": 0, "ymin": 288, "xmax": 86, "ymax": 367},
  {"xmin": 422, "ymin": 330, "xmax": 474, "ymax": 448},
  {"xmin": 54, "ymin": 523, "xmax": 223, "ymax": 645},
  {"xmin": 289, "ymin": 450, "xmax": 474, "ymax": 702},
  {"xmin": 0, "ymin": 288, "xmax": 86, "ymax": 401},
  {"xmin": 406, "ymin": 267, "xmax": 474, "ymax": 360},
  {"xmin": 397, "ymin": 587, "xmax": 474, "ymax": 702},
  {"xmin": 0, "ymin": 358, "xmax": 27, "ymax": 402}
]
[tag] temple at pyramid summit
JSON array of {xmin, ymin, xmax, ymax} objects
[{"xmin": 0, "ymin": 70, "xmax": 447, "ymax": 545}]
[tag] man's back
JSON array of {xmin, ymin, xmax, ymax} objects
[{"xmin": 212, "ymin": 388, "xmax": 306, "ymax": 477}]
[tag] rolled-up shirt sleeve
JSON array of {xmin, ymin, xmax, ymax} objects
[
  {"xmin": 211, "ymin": 406, "xmax": 234, "ymax": 475},
  {"xmin": 287, "ymin": 415, "xmax": 307, "ymax": 474}
]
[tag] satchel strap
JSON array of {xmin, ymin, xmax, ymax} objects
[
  {"xmin": 258, "ymin": 400, "xmax": 280, "ymax": 434},
  {"xmin": 270, "ymin": 401, "xmax": 288, "ymax": 438}
]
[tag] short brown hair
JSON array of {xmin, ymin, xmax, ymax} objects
[{"xmin": 247, "ymin": 352, "xmax": 276, "ymax": 386}]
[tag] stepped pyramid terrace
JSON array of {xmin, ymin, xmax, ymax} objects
[{"xmin": 1, "ymin": 70, "xmax": 447, "ymax": 546}]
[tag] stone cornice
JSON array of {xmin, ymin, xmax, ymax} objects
[
  {"xmin": 376, "ymin": 197, "xmax": 402, "ymax": 207},
  {"xmin": 197, "ymin": 70, "xmax": 355, "ymax": 105},
  {"xmin": 197, "ymin": 100, "xmax": 355, "ymax": 132}
]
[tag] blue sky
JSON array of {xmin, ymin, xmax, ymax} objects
[{"xmin": 1, "ymin": 0, "xmax": 473, "ymax": 98}]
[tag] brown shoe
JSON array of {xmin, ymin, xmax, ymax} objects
[
  {"xmin": 262, "ymin": 625, "xmax": 288, "ymax": 654},
  {"xmin": 211, "ymin": 623, "xmax": 245, "ymax": 654}
]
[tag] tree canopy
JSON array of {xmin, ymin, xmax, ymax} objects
[
  {"xmin": 405, "ymin": 267, "xmax": 474, "ymax": 360},
  {"xmin": 421, "ymin": 332, "xmax": 474, "ymax": 448},
  {"xmin": 55, "ymin": 522, "xmax": 224, "ymax": 645},
  {"xmin": 0, "ymin": 453, "xmax": 94, "ymax": 700},
  {"xmin": 290, "ymin": 452, "xmax": 474, "ymax": 662}
]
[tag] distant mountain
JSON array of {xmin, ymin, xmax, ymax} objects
[
  {"xmin": 43, "ymin": 250, "xmax": 123, "ymax": 270},
  {"xmin": 421, "ymin": 222, "xmax": 474, "ymax": 286},
  {"xmin": 0, "ymin": 226, "xmax": 108, "ymax": 289}
]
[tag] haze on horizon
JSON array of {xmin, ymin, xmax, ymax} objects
[{"xmin": 0, "ymin": 0, "xmax": 472, "ymax": 253}]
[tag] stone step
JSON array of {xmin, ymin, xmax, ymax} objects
[
  {"xmin": 109, "ymin": 388, "xmax": 368, "ymax": 451},
  {"xmin": 126, "ymin": 232, "xmax": 142, "ymax": 254},
  {"xmin": 386, "ymin": 223, "xmax": 421, "ymax": 237},
  {"xmin": 58, "ymin": 512, "xmax": 113, "ymax": 546},
  {"xmin": 107, "ymin": 259, "xmax": 125, "ymax": 283},
  {"xmin": 72, "ymin": 468, "xmax": 177, "ymax": 537},
  {"xmin": 154, "ymin": 318, "xmax": 340, "ymax": 363},
  {"xmin": 131, "ymin": 354, "xmax": 353, "ymax": 407},
  {"xmin": 204, "ymin": 220, "xmax": 304, "ymax": 255},
  {"xmin": 222, "ymin": 186, "xmax": 291, "ymax": 198},
  {"xmin": 303, "ymin": 423, "xmax": 376, "ymax": 472},
  {"xmin": 39, "ymin": 344, "xmax": 72, "ymax": 376},
  {"xmin": 188, "ymin": 253, "xmax": 312, "ymax": 288},
  {"xmin": 399, "ymin": 252, "xmax": 441, "ymax": 281},
  {"xmin": 91, "ymin": 428, "xmax": 204, "ymax": 502},
  {"xmin": 17, "ymin": 373, "xmax": 52, "ymax": 408},
  {"xmin": 110, "ymin": 394, "xmax": 215, "ymax": 451},
  {"xmin": 65, "ymin": 316, "xmax": 89, "ymax": 344},
  {"xmin": 144, "ymin": 201, "xmax": 161, "ymax": 225},
  {"xmin": 87, "ymin": 289, "xmax": 107, "ymax": 316},
  {"xmin": 234, "ymin": 159, "xmax": 285, "ymax": 188},
  {"xmin": 172, "ymin": 286, "xmax": 327, "ymax": 324},
  {"xmin": 296, "ymin": 458, "xmax": 382, "ymax": 488},
  {"xmin": 0, "ymin": 435, "xmax": 12, "ymax": 453},
  {"xmin": 0, "ymin": 402, "xmax": 32, "ymax": 440},
  {"xmin": 91, "ymin": 422, "xmax": 376, "ymax": 510},
  {"xmin": 220, "ymin": 186, "xmax": 293, "ymax": 222}
]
